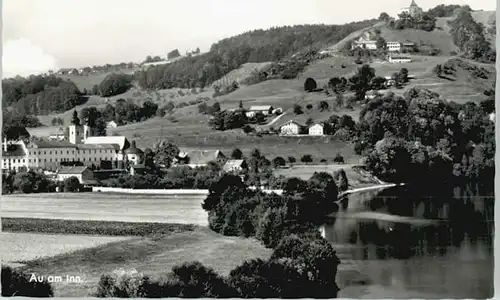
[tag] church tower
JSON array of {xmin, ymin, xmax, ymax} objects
[{"xmin": 69, "ymin": 124, "xmax": 84, "ymax": 144}]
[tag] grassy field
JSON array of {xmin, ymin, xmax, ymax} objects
[
  {"xmin": 2, "ymin": 193, "xmax": 209, "ymax": 225},
  {"xmin": 0, "ymin": 232, "xmax": 134, "ymax": 268},
  {"xmin": 13, "ymin": 227, "xmax": 271, "ymax": 297},
  {"xmin": 2, "ymin": 218, "xmax": 196, "ymax": 236},
  {"xmin": 58, "ymin": 68, "xmax": 138, "ymax": 91},
  {"xmin": 213, "ymin": 62, "xmax": 274, "ymax": 86}
]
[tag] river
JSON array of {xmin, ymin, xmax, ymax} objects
[{"xmin": 323, "ymin": 184, "xmax": 494, "ymax": 299}]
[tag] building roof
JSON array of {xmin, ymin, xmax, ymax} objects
[
  {"xmin": 124, "ymin": 141, "xmax": 144, "ymax": 155},
  {"xmin": 180, "ymin": 149, "xmax": 225, "ymax": 165},
  {"xmin": 410, "ymin": 0, "xmax": 419, "ymax": 7},
  {"xmin": 29, "ymin": 139, "xmax": 77, "ymax": 149},
  {"xmin": 58, "ymin": 166, "xmax": 89, "ymax": 174},
  {"xmin": 77, "ymin": 144, "xmax": 118, "ymax": 150},
  {"xmin": 249, "ymin": 105, "xmax": 273, "ymax": 111},
  {"xmin": 309, "ymin": 123, "xmax": 324, "ymax": 128},
  {"xmin": 223, "ymin": 159, "xmax": 246, "ymax": 172},
  {"xmin": 84, "ymin": 136, "xmax": 129, "ymax": 150},
  {"xmin": 279, "ymin": 120, "xmax": 306, "ymax": 128},
  {"xmin": 2, "ymin": 143, "xmax": 27, "ymax": 157}
]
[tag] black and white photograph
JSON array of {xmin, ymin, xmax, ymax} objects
[{"xmin": 0, "ymin": 0, "xmax": 496, "ymax": 298}]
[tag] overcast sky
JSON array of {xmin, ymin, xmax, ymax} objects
[{"xmin": 2, "ymin": 0, "xmax": 496, "ymax": 78}]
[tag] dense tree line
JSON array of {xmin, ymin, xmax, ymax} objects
[
  {"xmin": 56, "ymin": 62, "xmax": 138, "ymax": 76},
  {"xmin": 355, "ymin": 87, "xmax": 495, "ymax": 188},
  {"xmin": 388, "ymin": 11, "xmax": 436, "ymax": 31},
  {"xmin": 96, "ymin": 73, "xmax": 134, "ymax": 97},
  {"xmin": 142, "ymin": 55, "xmax": 165, "ymax": 64},
  {"xmin": 80, "ymin": 98, "xmax": 159, "ymax": 129},
  {"xmin": 135, "ymin": 20, "xmax": 377, "ymax": 90},
  {"xmin": 2, "ymin": 75, "xmax": 85, "ymax": 115},
  {"xmin": 426, "ymin": 4, "xmax": 463, "ymax": 18},
  {"xmin": 2, "ymin": 110, "xmax": 42, "ymax": 139},
  {"xmin": 2, "ymin": 171, "xmax": 56, "ymax": 194},
  {"xmin": 448, "ymin": 7, "xmax": 496, "ymax": 63}
]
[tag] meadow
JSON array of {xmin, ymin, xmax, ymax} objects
[
  {"xmin": 0, "ymin": 231, "xmax": 134, "ymax": 268},
  {"xmin": 1, "ymin": 193, "xmax": 209, "ymax": 225},
  {"xmin": 2, "ymin": 219, "xmax": 271, "ymax": 297}
]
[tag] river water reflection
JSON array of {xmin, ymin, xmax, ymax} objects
[{"xmin": 323, "ymin": 184, "xmax": 494, "ymax": 298}]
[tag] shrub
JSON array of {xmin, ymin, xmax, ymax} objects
[
  {"xmin": 333, "ymin": 152, "xmax": 345, "ymax": 164},
  {"xmin": 94, "ymin": 268, "xmax": 147, "ymax": 298},
  {"xmin": 228, "ymin": 259, "xmax": 308, "ymax": 298},
  {"xmin": 1, "ymin": 266, "xmax": 53, "ymax": 297},
  {"xmin": 304, "ymin": 78, "xmax": 317, "ymax": 92},
  {"xmin": 301, "ymin": 154, "xmax": 313, "ymax": 164},
  {"xmin": 270, "ymin": 234, "xmax": 340, "ymax": 298},
  {"xmin": 63, "ymin": 176, "xmax": 82, "ymax": 192},
  {"xmin": 272, "ymin": 156, "xmax": 286, "ymax": 168}
]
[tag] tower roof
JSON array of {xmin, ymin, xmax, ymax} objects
[{"xmin": 410, "ymin": 0, "xmax": 418, "ymax": 7}]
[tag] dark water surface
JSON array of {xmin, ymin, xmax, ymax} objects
[{"xmin": 324, "ymin": 184, "xmax": 494, "ymax": 299}]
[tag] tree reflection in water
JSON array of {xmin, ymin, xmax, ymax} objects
[{"xmin": 324, "ymin": 184, "xmax": 494, "ymax": 298}]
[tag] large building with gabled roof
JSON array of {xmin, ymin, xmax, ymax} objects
[{"xmin": 1, "ymin": 120, "xmax": 140, "ymax": 172}]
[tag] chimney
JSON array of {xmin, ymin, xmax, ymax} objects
[{"xmin": 131, "ymin": 141, "xmax": 136, "ymax": 148}]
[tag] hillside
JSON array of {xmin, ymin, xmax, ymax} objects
[{"xmin": 11, "ymin": 4, "xmax": 496, "ymax": 166}]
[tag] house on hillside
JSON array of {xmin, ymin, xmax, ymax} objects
[
  {"xmin": 106, "ymin": 121, "xmax": 118, "ymax": 129},
  {"xmin": 387, "ymin": 54, "xmax": 412, "ymax": 63},
  {"xmin": 386, "ymin": 41, "xmax": 401, "ymax": 52},
  {"xmin": 279, "ymin": 120, "xmax": 306, "ymax": 136},
  {"xmin": 246, "ymin": 105, "xmax": 274, "ymax": 118},
  {"xmin": 365, "ymin": 90, "xmax": 382, "ymax": 100},
  {"xmin": 49, "ymin": 127, "xmax": 66, "ymax": 141},
  {"xmin": 272, "ymin": 107, "xmax": 283, "ymax": 115},
  {"xmin": 399, "ymin": 0, "xmax": 423, "ymax": 18},
  {"xmin": 223, "ymin": 159, "xmax": 248, "ymax": 173},
  {"xmin": 177, "ymin": 149, "xmax": 226, "ymax": 168},
  {"xmin": 384, "ymin": 76, "xmax": 396, "ymax": 87},
  {"xmin": 308, "ymin": 123, "xmax": 325, "ymax": 136},
  {"xmin": 57, "ymin": 166, "xmax": 96, "ymax": 185},
  {"xmin": 351, "ymin": 37, "xmax": 377, "ymax": 50}
]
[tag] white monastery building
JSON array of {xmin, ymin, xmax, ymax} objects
[{"xmin": 1, "ymin": 122, "xmax": 139, "ymax": 173}]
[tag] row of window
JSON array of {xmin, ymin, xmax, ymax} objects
[
  {"xmin": 2, "ymin": 157, "xmax": 117, "ymax": 165},
  {"xmin": 29, "ymin": 149, "xmax": 114, "ymax": 156}
]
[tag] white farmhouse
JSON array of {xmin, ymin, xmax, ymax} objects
[
  {"xmin": 223, "ymin": 159, "xmax": 248, "ymax": 173},
  {"xmin": 246, "ymin": 105, "xmax": 273, "ymax": 118},
  {"xmin": 352, "ymin": 37, "xmax": 377, "ymax": 50},
  {"xmin": 280, "ymin": 121, "xmax": 305, "ymax": 136},
  {"xmin": 308, "ymin": 123, "xmax": 324, "ymax": 136},
  {"xmin": 388, "ymin": 54, "xmax": 412, "ymax": 63},
  {"xmin": 386, "ymin": 41, "xmax": 401, "ymax": 52},
  {"xmin": 106, "ymin": 121, "xmax": 118, "ymax": 128}
]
